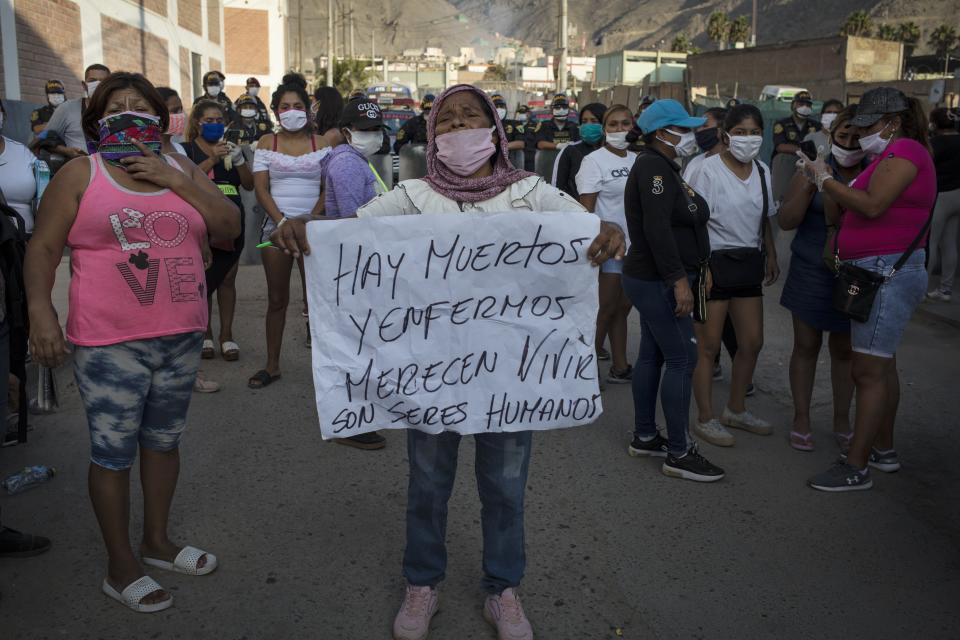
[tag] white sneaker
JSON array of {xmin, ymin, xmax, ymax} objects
[
  {"xmin": 393, "ymin": 584, "xmax": 439, "ymax": 640},
  {"xmin": 693, "ymin": 419, "xmax": 735, "ymax": 447},
  {"xmin": 721, "ymin": 407, "xmax": 773, "ymax": 435},
  {"xmin": 926, "ymin": 289, "xmax": 952, "ymax": 303}
]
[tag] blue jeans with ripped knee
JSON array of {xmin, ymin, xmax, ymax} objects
[{"xmin": 403, "ymin": 429, "xmax": 532, "ymax": 594}]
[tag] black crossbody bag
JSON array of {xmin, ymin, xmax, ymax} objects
[
  {"xmin": 673, "ymin": 174, "xmax": 711, "ymax": 323},
  {"xmin": 709, "ymin": 161, "xmax": 768, "ymax": 290},
  {"xmin": 832, "ymin": 200, "xmax": 935, "ymax": 323}
]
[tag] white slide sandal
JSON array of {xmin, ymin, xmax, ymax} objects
[
  {"xmin": 143, "ymin": 545, "xmax": 218, "ymax": 576},
  {"xmin": 101, "ymin": 575, "xmax": 172, "ymax": 613}
]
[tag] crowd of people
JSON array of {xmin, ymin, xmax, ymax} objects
[{"xmin": 0, "ymin": 62, "xmax": 953, "ymax": 638}]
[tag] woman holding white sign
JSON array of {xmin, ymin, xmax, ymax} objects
[{"xmin": 272, "ymin": 84, "xmax": 625, "ymax": 640}]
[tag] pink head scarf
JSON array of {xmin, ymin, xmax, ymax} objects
[{"xmin": 422, "ymin": 84, "xmax": 535, "ymax": 203}]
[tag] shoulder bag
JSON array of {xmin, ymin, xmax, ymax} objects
[
  {"xmin": 672, "ymin": 172, "xmax": 711, "ymax": 323},
  {"xmin": 708, "ymin": 161, "xmax": 769, "ymax": 290}
]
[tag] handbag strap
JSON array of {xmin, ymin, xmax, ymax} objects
[
  {"xmin": 670, "ymin": 165, "xmax": 710, "ymax": 264},
  {"xmin": 754, "ymin": 160, "xmax": 769, "ymax": 250}
]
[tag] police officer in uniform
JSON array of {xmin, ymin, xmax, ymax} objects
[
  {"xmin": 393, "ymin": 93, "xmax": 432, "ymax": 153},
  {"xmin": 30, "ymin": 80, "xmax": 66, "ymax": 135},
  {"xmin": 534, "ymin": 94, "xmax": 581, "ymax": 151},
  {"xmin": 231, "ymin": 94, "xmax": 267, "ymax": 144},
  {"xmin": 772, "ymin": 91, "xmax": 821, "ymax": 160},
  {"xmin": 235, "ymin": 77, "xmax": 273, "ymax": 138},
  {"xmin": 195, "ymin": 70, "xmax": 236, "ymax": 120}
]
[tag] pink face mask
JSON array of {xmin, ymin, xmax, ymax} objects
[
  {"xmin": 435, "ymin": 127, "xmax": 496, "ymax": 177},
  {"xmin": 165, "ymin": 112, "xmax": 186, "ymax": 136}
]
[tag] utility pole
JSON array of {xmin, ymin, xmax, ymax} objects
[
  {"xmin": 297, "ymin": 0, "xmax": 303, "ymax": 72},
  {"xmin": 750, "ymin": 0, "xmax": 758, "ymax": 46},
  {"xmin": 327, "ymin": 0, "xmax": 335, "ymax": 85},
  {"xmin": 372, "ymin": 28, "xmax": 376, "ymax": 64},
  {"xmin": 349, "ymin": 4, "xmax": 355, "ymax": 59},
  {"xmin": 557, "ymin": 0, "xmax": 568, "ymax": 94}
]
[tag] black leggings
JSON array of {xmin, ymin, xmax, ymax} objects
[{"xmin": 205, "ymin": 247, "xmax": 242, "ymax": 297}]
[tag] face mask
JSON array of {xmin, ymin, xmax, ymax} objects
[
  {"xmin": 96, "ymin": 111, "xmax": 162, "ymax": 164},
  {"xmin": 553, "ymin": 108, "xmax": 569, "ymax": 119},
  {"xmin": 247, "ymin": 87, "xmax": 259, "ymax": 97},
  {"xmin": 347, "ymin": 129, "xmax": 382, "ymax": 158},
  {"xmin": 695, "ymin": 127, "xmax": 720, "ymax": 152},
  {"xmin": 796, "ymin": 105, "xmax": 813, "ymax": 117},
  {"xmin": 830, "ymin": 143, "xmax": 865, "ymax": 168},
  {"xmin": 165, "ymin": 112, "xmax": 186, "ymax": 136},
  {"xmin": 48, "ymin": 93, "xmax": 65, "ymax": 106},
  {"xmin": 496, "ymin": 107, "xmax": 507, "ymax": 121},
  {"xmin": 84, "ymin": 80, "xmax": 100, "ymax": 98},
  {"xmin": 279, "ymin": 109, "xmax": 308, "ymax": 131},
  {"xmin": 658, "ymin": 128, "xmax": 698, "ymax": 158},
  {"xmin": 206, "ymin": 84, "xmax": 222, "ymax": 97},
  {"xmin": 435, "ymin": 126, "xmax": 497, "ymax": 177},
  {"xmin": 240, "ymin": 108, "xmax": 257, "ymax": 119},
  {"xmin": 580, "ymin": 122, "xmax": 603, "ymax": 145},
  {"xmin": 821, "ymin": 113, "xmax": 838, "ymax": 130},
  {"xmin": 606, "ymin": 131, "xmax": 629, "ymax": 150},
  {"xmin": 726, "ymin": 134, "xmax": 764, "ymax": 163},
  {"xmin": 200, "ymin": 122, "xmax": 225, "ymax": 142},
  {"xmin": 858, "ymin": 123, "xmax": 893, "ymax": 157}
]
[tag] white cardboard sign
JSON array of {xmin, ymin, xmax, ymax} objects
[{"xmin": 304, "ymin": 211, "xmax": 602, "ymax": 439}]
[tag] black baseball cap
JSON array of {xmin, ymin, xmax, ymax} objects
[
  {"xmin": 490, "ymin": 93, "xmax": 507, "ymax": 107},
  {"xmin": 421, "ymin": 94, "xmax": 436, "ymax": 109},
  {"xmin": 339, "ymin": 98, "xmax": 386, "ymax": 130},
  {"xmin": 850, "ymin": 87, "xmax": 909, "ymax": 127},
  {"xmin": 45, "ymin": 80, "xmax": 65, "ymax": 94}
]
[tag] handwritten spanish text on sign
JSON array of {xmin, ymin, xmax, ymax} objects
[{"xmin": 304, "ymin": 211, "xmax": 602, "ymax": 439}]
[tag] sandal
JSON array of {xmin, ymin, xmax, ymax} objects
[
  {"xmin": 789, "ymin": 431, "xmax": 814, "ymax": 452},
  {"xmin": 143, "ymin": 545, "xmax": 218, "ymax": 576},
  {"xmin": 248, "ymin": 369, "xmax": 281, "ymax": 389},
  {"xmin": 193, "ymin": 372, "xmax": 220, "ymax": 394},
  {"xmin": 201, "ymin": 339, "xmax": 215, "ymax": 359},
  {"xmin": 221, "ymin": 341, "xmax": 240, "ymax": 361},
  {"xmin": 101, "ymin": 575, "xmax": 172, "ymax": 613}
]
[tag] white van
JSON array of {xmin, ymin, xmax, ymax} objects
[{"xmin": 758, "ymin": 86, "xmax": 808, "ymax": 102}]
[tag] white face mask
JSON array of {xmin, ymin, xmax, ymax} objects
[
  {"xmin": 347, "ymin": 129, "xmax": 382, "ymax": 158},
  {"xmin": 48, "ymin": 93, "xmax": 65, "ymax": 106},
  {"xmin": 206, "ymin": 84, "xmax": 222, "ymax": 97},
  {"xmin": 796, "ymin": 105, "xmax": 813, "ymax": 117},
  {"xmin": 240, "ymin": 108, "xmax": 257, "ymax": 119},
  {"xmin": 830, "ymin": 143, "xmax": 865, "ymax": 168},
  {"xmin": 605, "ymin": 131, "xmax": 629, "ymax": 150},
  {"xmin": 84, "ymin": 80, "xmax": 100, "ymax": 98},
  {"xmin": 247, "ymin": 87, "xmax": 260, "ymax": 97},
  {"xmin": 726, "ymin": 134, "xmax": 764, "ymax": 163},
  {"xmin": 658, "ymin": 128, "xmax": 698, "ymax": 158},
  {"xmin": 279, "ymin": 109, "xmax": 308, "ymax": 131},
  {"xmin": 821, "ymin": 113, "xmax": 838, "ymax": 130},
  {"xmin": 858, "ymin": 123, "xmax": 893, "ymax": 157},
  {"xmin": 496, "ymin": 107, "xmax": 507, "ymax": 121},
  {"xmin": 553, "ymin": 108, "xmax": 569, "ymax": 119}
]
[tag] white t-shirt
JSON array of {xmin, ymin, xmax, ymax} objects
[
  {"xmin": 681, "ymin": 152, "xmax": 709, "ymax": 186},
  {"xmin": 575, "ymin": 147, "xmax": 636, "ymax": 236},
  {"xmin": 0, "ymin": 137, "xmax": 37, "ymax": 233},
  {"xmin": 686, "ymin": 153, "xmax": 777, "ymax": 251}
]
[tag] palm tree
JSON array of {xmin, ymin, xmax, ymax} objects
[
  {"xmin": 707, "ymin": 11, "xmax": 730, "ymax": 50},
  {"xmin": 928, "ymin": 24, "xmax": 958, "ymax": 61},
  {"xmin": 671, "ymin": 33, "xmax": 691, "ymax": 53},
  {"xmin": 839, "ymin": 10, "xmax": 873, "ymax": 37},
  {"xmin": 877, "ymin": 24, "xmax": 899, "ymax": 41},
  {"xmin": 728, "ymin": 16, "xmax": 751, "ymax": 45},
  {"xmin": 899, "ymin": 21, "xmax": 921, "ymax": 56}
]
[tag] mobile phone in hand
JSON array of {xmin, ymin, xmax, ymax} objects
[{"xmin": 799, "ymin": 140, "xmax": 818, "ymax": 161}]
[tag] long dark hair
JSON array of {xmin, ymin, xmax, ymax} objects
[
  {"xmin": 271, "ymin": 73, "xmax": 310, "ymax": 113},
  {"xmin": 895, "ymin": 97, "xmax": 931, "ymax": 151},
  {"xmin": 81, "ymin": 72, "xmax": 169, "ymax": 141},
  {"xmin": 313, "ymin": 86, "xmax": 344, "ymax": 134},
  {"xmin": 186, "ymin": 100, "xmax": 225, "ymax": 142},
  {"xmin": 722, "ymin": 104, "xmax": 764, "ymax": 132}
]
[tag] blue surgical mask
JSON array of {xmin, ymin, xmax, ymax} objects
[
  {"xmin": 580, "ymin": 122, "xmax": 603, "ymax": 145},
  {"xmin": 200, "ymin": 122, "xmax": 225, "ymax": 142}
]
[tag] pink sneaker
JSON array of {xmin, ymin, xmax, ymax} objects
[
  {"xmin": 483, "ymin": 588, "xmax": 534, "ymax": 640},
  {"xmin": 392, "ymin": 584, "xmax": 439, "ymax": 640}
]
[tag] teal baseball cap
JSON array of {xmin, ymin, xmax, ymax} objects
[{"xmin": 638, "ymin": 99, "xmax": 705, "ymax": 134}]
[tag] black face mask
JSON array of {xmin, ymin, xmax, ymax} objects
[{"xmin": 695, "ymin": 127, "xmax": 719, "ymax": 152}]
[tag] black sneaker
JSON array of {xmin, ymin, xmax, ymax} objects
[
  {"xmin": 712, "ymin": 362, "xmax": 723, "ymax": 381},
  {"xmin": 745, "ymin": 383, "xmax": 756, "ymax": 397},
  {"xmin": 662, "ymin": 449, "xmax": 725, "ymax": 482},
  {"xmin": 596, "ymin": 346, "xmax": 610, "ymax": 361},
  {"xmin": 334, "ymin": 431, "xmax": 386, "ymax": 450},
  {"xmin": 808, "ymin": 460, "xmax": 872, "ymax": 492},
  {"xmin": 0, "ymin": 526, "xmax": 52, "ymax": 557},
  {"xmin": 606, "ymin": 365, "xmax": 633, "ymax": 384},
  {"xmin": 868, "ymin": 449, "xmax": 901, "ymax": 473},
  {"xmin": 628, "ymin": 433, "xmax": 668, "ymax": 458}
]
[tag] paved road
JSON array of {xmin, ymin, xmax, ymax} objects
[{"xmin": 3, "ymin": 264, "xmax": 958, "ymax": 640}]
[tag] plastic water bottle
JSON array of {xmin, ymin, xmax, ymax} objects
[
  {"xmin": 34, "ymin": 160, "xmax": 51, "ymax": 200},
  {"xmin": 2, "ymin": 465, "xmax": 56, "ymax": 494}
]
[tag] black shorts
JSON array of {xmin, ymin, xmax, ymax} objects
[{"xmin": 708, "ymin": 283, "xmax": 763, "ymax": 301}]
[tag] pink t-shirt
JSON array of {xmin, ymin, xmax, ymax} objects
[
  {"xmin": 66, "ymin": 155, "xmax": 209, "ymax": 346},
  {"xmin": 838, "ymin": 138, "xmax": 936, "ymax": 260}
]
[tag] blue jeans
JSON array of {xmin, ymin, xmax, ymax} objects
[
  {"xmin": 622, "ymin": 275, "xmax": 698, "ymax": 455},
  {"xmin": 403, "ymin": 429, "xmax": 532, "ymax": 594},
  {"xmin": 848, "ymin": 251, "xmax": 927, "ymax": 358}
]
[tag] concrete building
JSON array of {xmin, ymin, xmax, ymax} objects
[
  {"xmin": 0, "ymin": 0, "xmax": 229, "ymax": 105},
  {"xmin": 686, "ymin": 36, "xmax": 904, "ymax": 104},
  {"xmin": 593, "ymin": 50, "xmax": 687, "ymax": 89},
  {"xmin": 222, "ymin": 0, "xmax": 289, "ymax": 100}
]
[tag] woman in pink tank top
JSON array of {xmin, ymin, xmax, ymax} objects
[{"xmin": 24, "ymin": 73, "xmax": 240, "ymax": 613}]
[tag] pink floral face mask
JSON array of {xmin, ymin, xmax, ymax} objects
[{"xmin": 434, "ymin": 127, "xmax": 496, "ymax": 177}]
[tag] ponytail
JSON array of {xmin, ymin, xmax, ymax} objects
[{"xmin": 898, "ymin": 97, "xmax": 930, "ymax": 152}]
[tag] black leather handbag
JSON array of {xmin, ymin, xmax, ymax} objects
[
  {"xmin": 832, "ymin": 202, "xmax": 934, "ymax": 323},
  {"xmin": 709, "ymin": 161, "xmax": 769, "ymax": 290},
  {"xmin": 674, "ymin": 172, "xmax": 710, "ymax": 322}
]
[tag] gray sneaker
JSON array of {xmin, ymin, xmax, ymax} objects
[
  {"xmin": 808, "ymin": 460, "xmax": 872, "ymax": 492},
  {"xmin": 868, "ymin": 449, "xmax": 901, "ymax": 473}
]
